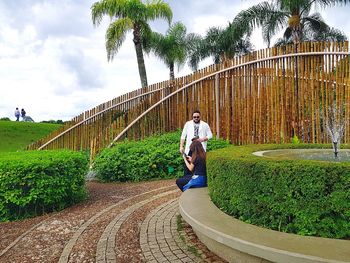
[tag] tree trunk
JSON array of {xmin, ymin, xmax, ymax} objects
[
  {"xmin": 133, "ymin": 26, "xmax": 148, "ymax": 88},
  {"xmin": 169, "ymin": 62, "xmax": 175, "ymax": 80}
]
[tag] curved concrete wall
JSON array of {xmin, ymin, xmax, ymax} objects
[{"xmin": 179, "ymin": 188, "xmax": 350, "ymax": 263}]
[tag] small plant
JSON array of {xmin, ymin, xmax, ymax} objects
[
  {"xmin": 291, "ymin": 134, "xmax": 300, "ymax": 144},
  {"xmin": 176, "ymin": 215, "xmax": 201, "ymax": 257}
]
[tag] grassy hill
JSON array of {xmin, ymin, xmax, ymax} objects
[{"xmin": 0, "ymin": 121, "xmax": 62, "ymax": 152}]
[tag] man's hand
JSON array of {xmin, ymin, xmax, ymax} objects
[{"xmin": 198, "ymin": 137, "xmax": 206, "ymax": 143}]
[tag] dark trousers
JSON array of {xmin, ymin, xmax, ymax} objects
[{"xmin": 176, "ymin": 175, "xmax": 192, "ymax": 192}]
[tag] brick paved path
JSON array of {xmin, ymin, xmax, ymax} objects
[{"xmin": 0, "ymin": 180, "xmax": 225, "ymax": 263}]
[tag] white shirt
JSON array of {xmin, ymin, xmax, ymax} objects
[{"xmin": 181, "ymin": 120, "xmax": 213, "ymax": 154}]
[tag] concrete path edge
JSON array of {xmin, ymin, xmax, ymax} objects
[{"xmin": 179, "ymin": 188, "xmax": 350, "ymax": 263}]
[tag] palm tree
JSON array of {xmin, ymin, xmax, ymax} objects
[
  {"xmin": 232, "ymin": 0, "xmax": 348, "ymax": 46},
  {"xmin": 274, "ymin": 25, "xmax": 347, "ymax": 46},
  {"xmin": 233, "ymin": 0, "xmax": 348, "ymax": 138},
  {"xmin": 91, "ymin": 0, "xmax": 173, "ymax": 88},
  {"xmin": 188, "ymin": 25, "xmax": 253, "ymax": 71},
  {"xmin": 143, "ymin": 22, "xmax": 197, "ymax": 80}
]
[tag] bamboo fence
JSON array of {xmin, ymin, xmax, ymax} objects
[{"xmin": 27, "ymin": 41, "xmax": 350, "ymax": 159}]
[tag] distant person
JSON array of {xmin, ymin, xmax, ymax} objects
[
  {"xmin": 21, "ymin": 108, "xmax": 26, "ymax": 119},
  {"xmin": 14, "ymin": 108, "xmax": 20, "ymax": 121}
]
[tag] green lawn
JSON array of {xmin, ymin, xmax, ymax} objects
[{"xmin": 0, "ymin": 121, "xmax": 62, "ymax": 152}]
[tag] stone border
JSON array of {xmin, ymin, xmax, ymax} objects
[
  {"xmin": 58, "ymin": 185, "xmax": 175, "ymax": 263},
  {"xmin": 179, "ymin": 188, "xmax": 350, "ymax": 263}
]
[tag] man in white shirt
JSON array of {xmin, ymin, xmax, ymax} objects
[
  {"xmin": 179, "ymin": 110, "xmax": 213, "ymax": 156},
  {"xmin": 178, "ymin": 110, "xmax": 212, "ymax": 183}
]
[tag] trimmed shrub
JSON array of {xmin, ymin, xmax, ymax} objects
[
  {"xmin": 93, "ymin": 130, "xmax": 230, "ymax": 182},
  {"xmin": 0, "ymin": 150, "xmax": 88, "ymax": 221},
  {"xmin": 208, "ymin": 144, "xmax": 350, "ymax": 239}
]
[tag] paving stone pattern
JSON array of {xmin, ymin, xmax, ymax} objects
[{"xmin": 0, "ymin": 182, "xmax": 226, "ymax": 263}]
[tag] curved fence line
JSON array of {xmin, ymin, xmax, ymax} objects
[
  {"xmin": 27, "ymin": 41, "xmax": 350, "ymax": 159},
  {"xmin": 110, "ymin": 50, "xmax": 350, "ymax": 144},
  {"xmin": 27, "ymin": 63, "xmax": 219, "ymax": 151},
  {"xmin": 38, "ymin": 88, "xmax": 163, "ymax": 150}
]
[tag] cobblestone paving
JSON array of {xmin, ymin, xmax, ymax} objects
[
  {"xmin": 0, "ymin": 181, "xmax": 225, "ymax": 263},
  {"xmin": 141, "ymin": 199, "xmax": 201, "ymax": 263}
]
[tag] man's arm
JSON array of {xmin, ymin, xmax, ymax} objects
[
  {"xmin": 180, "ymin": 138, "xmax": 185, "ymax": 153},
  {"xmin": 180, "ymin": 122, "xmax": 188, "ymax": 153}
]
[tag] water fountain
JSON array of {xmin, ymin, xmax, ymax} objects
[
  {"xmin": 326, "ymin": 104, "xmax": 345, "ymax": 158},
  {"xmin": 253, "ymin": 104, "xmax": 349, "ymax": 162}
]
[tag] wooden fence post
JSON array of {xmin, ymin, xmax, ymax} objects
[{"xmin": 215, "ymin": 73, "xmax": 220, "ymax": 138}]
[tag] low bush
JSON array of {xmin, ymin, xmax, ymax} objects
[
  {"xmin": 40, "ymin": 120, "xmax": 65, "ymax": 124},
  {"xmin": 0, "ymin": 150, "xmax": 88, "ymax": 221},
  {"xmin": 93, "ymin": 130, "xmax": 230, "ymax": 182},
  {"xmin": 208, "ymin": 144, "xmax": 350, "ymax": 239}
]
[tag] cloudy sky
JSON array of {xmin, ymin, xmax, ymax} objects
[{"xmin": 0, "ymin": 0, "xmax": 349, "ymax": 122}]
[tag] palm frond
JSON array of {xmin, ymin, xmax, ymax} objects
[
  {"xmin": 233, "ymin": 2, "xmax": 280, "ymax": 35},
  {"xmin": 283, "ymin": 26, "xmax": 293, "ymax": 40},
  {"xmin": 274, "ymin": 36, "xmax": 293, "ymax": 47},
  {"xmin": 263, "ymin": 8, "xmax": 289, "ymax": 46},
  {"xmin": 311, "ymin": 27, "xmax": 348, "ymax": 41},
  {"xmin": 91, "ymin": 0, "xmax": 108, "ymax": 26},
  {"xmin": 105, "ymin": 18, "xmax": 133, "ymax": 61},
  {"xmin": 167, "ymin": 21, "xmax": 186, "ymax": 39},
  {"xmin": 303, "ymin": 12, "xmax": 329, "ymax": 33},
  {"xmin": 233, "ymin": 0, "xmax": 348, "ymax": 46},
  {"xmin": 143, "ymin": 21, "xmax": 189, "ymax": 75},
  {"xmin": 146, "ymin": 0, "xmax": 173, "ymax": 25},
  {"xmin": 91, "ymin": 0, "xmax": 128, "ymax": 26},
  {"xmin": 123, "ymin": 0, "xmax": 148, "ymax": 21},
  {"xmin": 187, "ymin": 35, "xmax": 204, "ymax": 71},
  {"xmin": 139, "ymin": 21, "xmax": 154, "ymax": 54},
  {"xmin": 312, "ymin": 0, "xmax": 350, "ymax": 9},
  {"xmin": 233, "ymin": 1, "xmax": 288, "ymax": 45},
  {"xmin": 234, "ymin": 38, "xmax": 254, "ymax": 56}
]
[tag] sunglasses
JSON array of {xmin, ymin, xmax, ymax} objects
[{"xmin": 193, "ymin": 116, "xmax": 200, "ymax": 119}]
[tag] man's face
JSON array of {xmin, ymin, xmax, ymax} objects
[{"xmin": 193, "ymin": 113, "xmax": 200, "ymax": 123}]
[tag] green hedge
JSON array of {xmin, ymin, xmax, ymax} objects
[
  {"xmin": 93, "ymin": 130, "xmax": 230, "ymax": 182},
  {"xmin": 208, "ymin": 144, "xmax": 350, "ymax": 239},
  {"xmin": 0, "ymin": 150, "xmax": 88, "ymax": 221}
]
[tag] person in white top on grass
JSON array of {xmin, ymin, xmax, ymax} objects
[
  {"xmin": 177, "ymin": 110, "xmax": 213, "ymax": 191},
  {"xmin": 14, "ymin": 108, "xmax": 20, "ymax": 121}
]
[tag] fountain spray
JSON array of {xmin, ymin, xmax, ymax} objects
[{"xmin": 326, "ymin": 104, "xmax": 345, "ymax": 158}]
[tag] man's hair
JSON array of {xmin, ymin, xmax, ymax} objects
[{"xmin": 193, "ymin": 110, "xmax": 201, "ymax": 115}]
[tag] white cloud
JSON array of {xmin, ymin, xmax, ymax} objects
[{"xmin": 0, "ymin": 0, "xmax": 349, "ymax": 122}]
